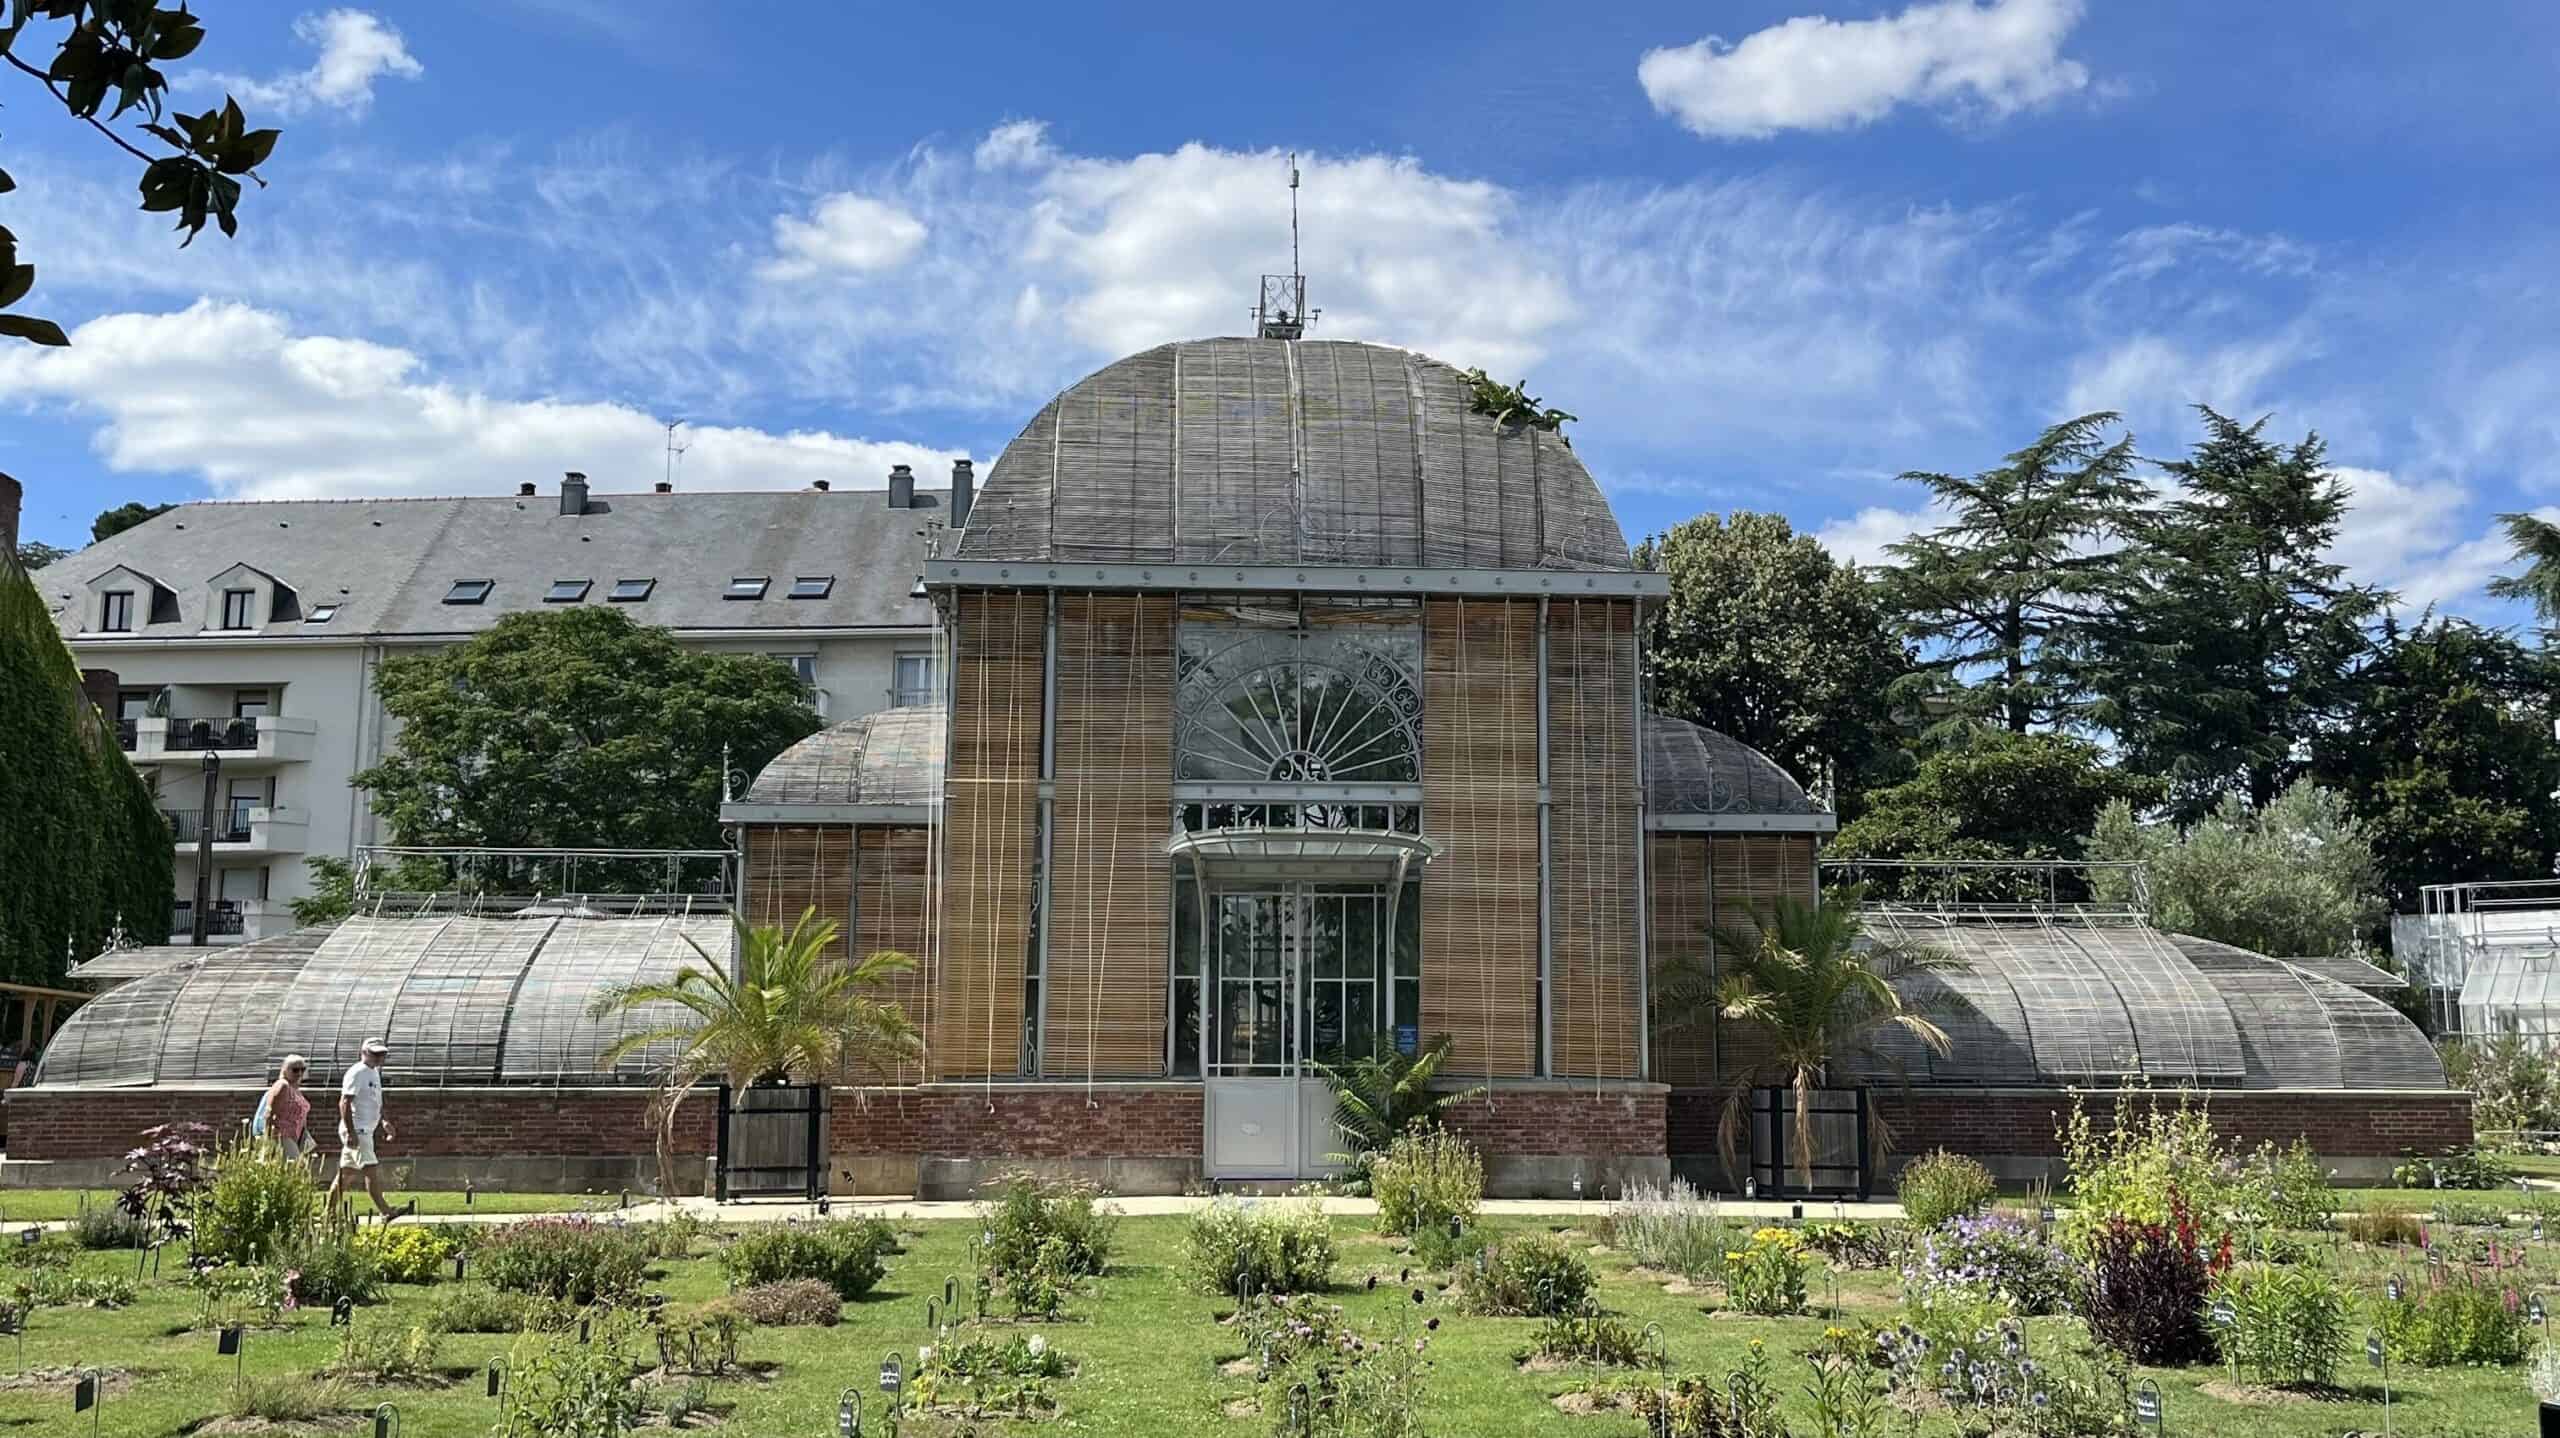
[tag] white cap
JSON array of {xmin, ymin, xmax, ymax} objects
[{"xmin": 361, "ymin": 1038, "xmax": 390, "ymax": 1055}]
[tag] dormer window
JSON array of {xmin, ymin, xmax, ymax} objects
[
  {"xmin": 544, "ymin": 579, "xmax": 591, "ymax": 604},
  {"xmin": 101, "ymin": 590, "xmax": 134, "ymax": 632},
  {"xmin": 305, "ymin": 604, "xmax": 341, "ymax": 625},
  {"xmin": 218, "ymin": 588, "xmax": 255, "ymax": 629},
  {"xmin": 723, "ymin": 576, "xmax": 770, "ymax": 601},
  {"xmin": 443, "ymin": 579, "xmax": 494, "ymax": 605},
  {"xmin": 608, "ymin": 578, "xmax": 654, "ymax": 602},
  {"xmin": 788, "ymin": 575, "xmax": 834, "ymax": 600}
]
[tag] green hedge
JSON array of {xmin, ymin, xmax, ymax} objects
[{"xmin": 0, "ymin": 558, "xmax": 170, "ymax": 983}]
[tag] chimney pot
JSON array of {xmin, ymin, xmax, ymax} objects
[
  {"xmin": 654, "ymin": 481, "xmax": 673, "ymax": 494},
  {"xmin": 887, "ymin": 463, "xmax": 914, "ymax": 509},
  {"xmin": 559, "ymin": 471, "xmax": 590, "ymax": 517},
  {"xmin": 0, "ymin": 472, "xmax": 19, "ymax": 561},
  {"xmin": 951, "ymin": 458, "xmax": 975, "ymax": 528},
  {"xmin": 517, "ymin": 482, "xmax": 537, "ymax": 497},
  {"xmin": 813, "ymin": 479, "xmax": 831, "ymax": 493}
]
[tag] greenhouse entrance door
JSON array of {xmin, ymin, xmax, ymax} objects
[{"xmin": 1201, "ymin": 887, "xmax": 1381, "ymax": 1182}]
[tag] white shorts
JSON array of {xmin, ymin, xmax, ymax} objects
[{"xmin": 339, "ymin": 1128, "xmax": 379, "ymax": 1169}]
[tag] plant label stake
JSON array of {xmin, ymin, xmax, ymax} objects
[
  {"xmin": 218, "ymin": 1324, "xmax": 244, "ymax": 1379},
  {"xmin": 579, "ymin": 1315, "xmax": 592, "ymax": 1343},
  {"xmin": 2038, "ymin": 1204, "xmax": 2057, "ymax": 1226},
  {"xmin": 837, "ymin": 1387, "xmax": 863, "ymax": 1437},
  {"xmin": 486, "ymin": 1360, "xmax": 504, "ymax": 1399},
  {"xmin": 943, "ymin": 1275, "xmax": 961, "ymax": 1310},
  {"xmin": 332, "ymin": 1296, "xmax": 355, "ymax": 1328},
  {"xmin": 2132, "ymin": 1378, "xmax": 2162, "ymax": 1431},
  {"xmin": 465, "ymin": 1180, "xmax": 475, "ymax": 1208},
  {"xmin": 372, "ymin": 1403, "xmax": 400, "ymax": 1438},
  {"xmin": 2210, "ymin": 1298, "xmax": 2238, "ymax": 1385},
  {"xmin": 2367, "ymin": 1328, "xmax": 2390, "ymax": 1438},
  {"xmin": 2532, "ymin": 1291, "xmax": 2550, "ymax": 1348},
  {"xmin": 74, "ymin": 1368, "xmax": 99, "ymax": 1436},
  {"xmin": 1791, "ymin": 1201, "xmax": 1804, "ymax": 1221},
  {"xmin": 2386, "ymin": 1274, "xmax": 2404, "ymax": 1303},
  {"xmin": 924, "ymin": 1298, "xmax": 938, "ymax": 1332},
  {"xmin": 1640, "ymin": 1322, "xmax": 1665, "ymax": 1368},
  {"xmin": 453, "ymin": 1252, "xmax": 466, "ymax": 1280},
  {"xmin": 17, "ymin": 1228, "xmax": 35, "ymax": 1247},
  {"xmin": 878, "ymin": 1353, "xmax": 904, "ymax": 1438},
  {"xmin": 1744, "ymin": 1178, "xmax": 1757, "ymax": 1201},
  {"xmin": 1287, "ymin": 1383, "xmax": 1311, "ymax": 1437}
]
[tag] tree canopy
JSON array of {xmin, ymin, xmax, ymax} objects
[
  {"xmin": 1636, "ymin": 512, "xmax": 1906, "ymax": 808},
  {"xmin": 2, "ymin": 4, "xmax": 282, "ymax": 346},
  {"xmin": 91, "ymin": 499, "xmax": 175, "ymax": 541},
  {"xmin": 354, "ymin": 607, "xmax": 822, "ymax": 856},
  {"xmin": 2083, "ymin": 781, "xmax": 2382, "ymax": 959},
  {"xmin": 1827, "ymin": 726, "xmax": 2160, "ymax": 874}
]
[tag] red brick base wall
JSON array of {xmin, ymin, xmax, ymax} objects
[
  {"xmin": 832, "ymin": 1086, "xmax": 1202, "ymax": 1158},
  {"xmin": 5, "ymin": 1085, "xmax": 716, "ymax": 1162},
  {"xmin": 1439, "ymin": 1084, "xmax": 1667, "ymax": 1157}
]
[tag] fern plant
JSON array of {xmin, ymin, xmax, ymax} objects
[{"xmin": 1310, "ymin": 1032, "xmax": 1487, "ymax": 1186}]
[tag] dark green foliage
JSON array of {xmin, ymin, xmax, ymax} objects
[
  {"xmin": 1826, "ymin": 727, "xmax": 2159, "ymax": 896},
  {"xmin": 474, "ymin": 1217, "xmax": 650, "ymax": 1304},
  {"xmin": 1896, "ymin": 1150, "xmax": 1998, "ymax": 1229},
  {"xmin": 2311, "ymin": 617, "xmax": 2560, "ymax": 917},
  {"xmin": 1455, "ymin": 368, "xmax": 1575, "ymax": 437},
  {"xmin": 2380, "ymin": 1269, "xmax": 2531, "ymax": 1367},
  {"xmin": 1311, "ymin": 1032, "xmax": 1485, "ymax": 1181},
  {"xmin": 2091, "ymin": 407, "xmax": 2387, "ymax": 819},
  {"xmin": 2084, "ymin": 781, "xmax": 2382, "ymax": 958},
  {"xmin": 1879, "ymin": 412, "xmax": 2147, "ymax": 736},
  {"xmin": 2393, "ymin": 1145, "xmax": 2515, "ymax": 1191},
  {"xmin": 90, "ymin": 500, "xmax": 177, "ymax": 542},
  {"xmin": 718, "ymin": 1217, "xmax": 894, "ymax": 1299},
  {"xmin": 1636, "ymin": 512, "xmax": 1908, "ymax": 811},
  {"xmin": 1457, "ymin": 1234, "xmax": 1595, "ymax": 1317},
  {"xmin": 0, "ymin": 562, "xmax": 171, "ymax": 982},
  {"xmin": 0, "ymin": 8, "xmax": 280, "ymax": 346},
  {"xmin": 13, "ymin": 539, "xmax": 67, "ymax": 569},
  {"xmin": 976, "ymin": 1171, "xmax": 1115, "ymax": 1278},
  {"xmin": 354, "ymin": 606, "xmax": 821, "ymax": 857}
]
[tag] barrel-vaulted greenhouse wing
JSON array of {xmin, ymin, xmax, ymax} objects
[{"xmin": 34, "ymin": 913, "xmax": 724, "ymax": 1087}]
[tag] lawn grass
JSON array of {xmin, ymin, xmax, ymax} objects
[
  {"xmin": 0, "ymin": 1186, "xmax": 611, "ymax": 1222},
  {"xmin": 0, "ymin": 1211, "xmax": 2540, "ymax": 1436}
]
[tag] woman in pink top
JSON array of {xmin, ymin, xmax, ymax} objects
[{"xmin": 258, "ymin": 1055, "xmax": 315, "ymax": 1161}]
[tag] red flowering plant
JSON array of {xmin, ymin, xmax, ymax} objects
[{"xmin": 2082, "ymin": 1195, "xmax": 2220, "ymax": 1366}]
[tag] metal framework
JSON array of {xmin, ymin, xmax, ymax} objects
[
  {"xmin": 1174, "ymin": 615, "xmax": 1424, "ymax": 784},
  {"xmin": 2407, "ymin": 879, "xmax": 2560, "ymax": 1043}
]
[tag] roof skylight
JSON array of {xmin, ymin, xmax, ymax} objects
[
  {"xmin": 608, "ymin": 578, "xmax": 655, "ymax": 602},
  {"xmin": 443, "ymin": 580, "xmax": 493, "ymax": 605},
  {"xmin": 544, "ymin": 579, "xmax": 591, "ymax": 604},
  {"xmin": 787, "ymin": 575, "xmax": 834, "ymax": 599},
  {"xmin": 304, "ymin": 603, "xmax": 341, "ymax": 625},
  {"xmin": 723, "ymin": 576, "xmax": 770, "ymax": 601}
]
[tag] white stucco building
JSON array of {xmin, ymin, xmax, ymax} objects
[{"xmin": 30, "ymin": 468, "xmax": 963, "ymax": 943}]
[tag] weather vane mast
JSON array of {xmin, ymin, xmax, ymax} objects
[{"xmin": 1254, "ymin": 152, "xmax": 1317, "ymax": 340}]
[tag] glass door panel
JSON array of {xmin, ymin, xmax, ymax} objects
[{"xmin": 1212, "ymin": 892, "xmax": 1291, "ymax": 1075}]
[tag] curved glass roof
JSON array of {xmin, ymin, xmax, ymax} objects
[
  {"xmin": 744, "ymin": 706, "xmax": 944, "ymax": 807},
  {"xmin": 1643, "ymin": 714, "xmax": 1829, "ymax": 821},
  {"xmin": 35, "ymin": 913, "xmax": 723, "ymax": 1088},
  {"xmin": 1844, "ymin": 920, "xmax": 2442, "ymax": 1091}
]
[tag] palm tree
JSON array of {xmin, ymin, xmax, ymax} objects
[
  {"xmin": 2488, "ymin": 512, "xmax": 2560, "ymax": 624},
  {"xmin": 1310, "ymin": 1032, "xmax": 1488, "ymax": 1176},
  {"xmin": 588, "ymin": 907, "xmax": 922, "ymax": 1195},
  {"xmin": 1653, "ymin": 893, "xmax": 1952, "ymax": 1192}
]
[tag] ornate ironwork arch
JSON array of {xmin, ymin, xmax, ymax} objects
[{"xmin": 1174, "ymin": 628, "xmax": 1422, "ymax": 784}]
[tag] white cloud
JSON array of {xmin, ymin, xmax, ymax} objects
[
  {"xmin": 0, "ymin": 301, "xmax": 956, "ymax": 500},
  {"xmin": 974, "ymin": 120, "xmax": 1054, "ymax": 172},
  {"xmin": 760, "ymin": 193, "xmax": 930, "ymax": 279},
  {"xmin": 1638, "ymin": 0, "xmax": 2090, "ymax": 140},
  {"xmin": 204, "ymin": 10, "xmax": 423, "ymax": 118},
  {"xmin": 1815, "ymin": 503, "xmax": 1944, "ymax": 567},
  {"xmin": 2061, "ymin": 331, "xmax": 2316, "ymax": 440}
]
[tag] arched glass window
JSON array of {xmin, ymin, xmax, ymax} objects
[{"xmin": 1174, "ymin": 600, "xmax": 1422, "ymax": 784}]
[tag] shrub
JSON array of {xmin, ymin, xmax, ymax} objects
[
  {"xmin": 659, "ymin": 1301, "xmax": 749, "ymax": 1375},
  {"xmin": 333, "ymin": 1321, "xmax": 445, "ymax": 1383},
  {"xmin": 190, "ymin": 1262, "xmax": 290, "ymax": 1327},
  {"xmin": 354, "ymin": 1224, "xmax": 459, "ymax": 1284},
  {"xmin": 1407, "ymin": 1218, "xmax": 1487, "ymax": 1272},
  {"xmin": 477, "ymin": 1217, "xmax": 649, "ymax": 1304},
  {"xmin": 1801, "ymin": 1219, "xmax": 1895, "ymax": 1270},
  {"xmin": 2233, "ymin": 1138, "xmax": 2334, "ymax": 1232},
  {"xmin": 2083, "ymin": 1211, "xmax": 2217, "ymax": 1365},
  {"xmin": 1720, "ymin": 1226, "xmax": 1809, "ymax": 1317},
  {"xmin": 1901, "ymin": 1213, "xmax": 2082, "ymax": 1317},
  {"xmin": 730, "ymin": 1278, "xmax": 842, "ymax": 1327},
  {"xmin": 2213, "ymin": 1266, "xmax": 2350, "ymax": 1388},
  {"xmin": 2345, "ymin": 1201, "xmax": 2424, "ymax": 1247},
  {"xmin": 2379, "ymin": 1269, "xmax": 2532, "ymax": 1367},
  {"xmin": 912, "ymin": 1329, "xmax": 1071, "ymax": 1417},
  {"xmin": 1369, "ymin": 1127, "xmax": 1481, "ymax": 1239},
  {"xmin": 1632, "ymin": 1348, "xmax": 1784, "ymax": 1438},
  {"xmin": 496, "ymin": 1310, "xmax": 649, "ymax": 1438},
  {"xmin": 995, "ymin": 1235, "xmax": 1078, "ymax": 1320},
  {"xmin": 977, "ymin": 1171, "xmax": 1114, "ymax": 1278},
  {"xmin": 1237, "ymin": 1292, "xmax": 1356, "ymax": 1373},
  {"xmin": 286, "ymin": 1227, "xmax": 384, "ymax": 1308},
  {"xmin": 1262, "ymin": 1298, "xmax": 1433, "ymax": 1438},
  {"xmin": 431, "ymin": 1283, "xmax": 572, "ymax": 1334},
  {"xmin": 1898, "ymin": 1150, "xmax": 1998, "ymax": 1229},
  {"xmin": 70, "ymin": 1199, "xmax": 148, "ymax": 1251},
  {"xmin": 2059, "ymin": 1092, "xmax": 2244, "ymax": 1247},
  {"xmin": 2394, "ymin": 1145, "xmax": 2516, "ymax": 1191},
  {"xmin": 1528, "ymin": 1312, "xmax": 1658, "ymax": 1368},
  {"xmin": 194, "ymin": 1139, "xmax": 322, "ymax": 1266},
  {"xmin": 642, "ymin": 1209, "xmax": 713, "ymax": 1260},
  {"xmin": 222, "ymin": 1375, "xmax": 350, "ymax": 1423},
  {"xmin": 1185, "ymin": 1198, "xmax": 1338, "ymax": 1298},
  {"xmin": 1460, "ymin": 1233, "xmax": 1595, "ymax": 1317},
  {"xmin": 2430, "ymin": 1197, "xmax": 2513, "ymax": 1229},
  {"xmin": 720, "ymin": 1218, "xmax": 893, "ymax": 1300},
  {"xmin": 23, "ymin": 1269, "xmax": 136, "ymax": 1309},
  {"xmin": 1601, "ymin": 1179, "xmax": 1728, "ymax": 1279},
  {"xmin": 1872, "ymin": 1297, "xmax": 2122, "ymax": 1435}
]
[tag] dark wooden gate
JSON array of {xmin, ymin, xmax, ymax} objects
[
  {"xmin": 715, "ymin": 1082, "xmax": 828, "ymax": 1201},
  {"xmin": 1747, "ymin": 1085, "xmax": 1870, "ymax": 1200}
]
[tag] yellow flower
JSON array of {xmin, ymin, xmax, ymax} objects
[
  {"xmin": 1723, "ymin": 1250, "xmax": 1746, "ymax": 1262},
  {"xmin": 1748, "ymin": 1338, "xmax": 1765, "ymax": 1351}
]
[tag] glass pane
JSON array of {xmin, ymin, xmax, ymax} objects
[
  {"xmin": 1309, "ymin": 985, "xmax": 1344, "ymax": 1059},
  {"xmin": 1346, "ymin": 898, "xmax": 1378, "ymax": 982},
  {"xmin": 1394, "ymin": 882, "xmax": 1422, "ymax": 977},
  {"xmin": 1346, "ymin": 984, "xmax": 1376, "ymax": 1056},
  {"xmin": 1172, "ymin": 979, "xmax": 1202, "ymax": 1077},
  {"xmin": 1395, "ymin": 979, "xmax": 1421, "ymax": 1049},
  {"xmin": 1173, "ymin": 879, "xmax": 1201, "ymax": 977},
  {"xmin": 1310, "ymin": 897, "xmax": 1344, "ymax": 977}
]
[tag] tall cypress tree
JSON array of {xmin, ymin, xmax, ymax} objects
[
  {"xmin": 1878, "ymin": 412, "xmax": 2147, "ymax": 737},
  {"xmin": 2093, "ymin": 407, "xmax": 2385, "ymax": 820}
]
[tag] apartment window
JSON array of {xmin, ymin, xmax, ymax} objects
[
  {"xmin": 892, "ymin": 652, "xmax": 937, "ymax": 708},
  {"xmin": 544, "ymin": 579, "xmax": 591, "ymax": 604},
  {"xmin": 100, "ymin": 590, "xmax": 134, "ymax": 632},
  {"xmin": 443, "ymin": 579, "xmax": 493, "ymax": 605},
  {"xmin": 116, "ymin": 689, "xmax": 153, "ymax": 721},
  {"xmin": 773, "ymin": 654, "xmax": 818, "ymax": 690},
  {"xmin": 788, "ymin": 575, "xmax": 834, "ymax": 600},
  {"xmin": 304, "ymin": 603, "xmax": 340, "ymax": 624},
  {"xmin": 723, "ymin": 576, "xmax": 770, "ymax": 601},
  {"xmin": 218, "ymin": 588, "xmax": 255, "ymax": 629},
  {"xmin": 608, "ymin": 578, "xmax": 655, "ymax": 602},
  {"xmin": 233, "ymin": 689, "xmax": 271, "ymax": 719}
]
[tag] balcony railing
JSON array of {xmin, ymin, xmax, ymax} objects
[
  {"xmin": 165, "ymin": 810, "xmax": 256, "ymax": 844},
  {"xmin": 171, "ymin": 902, "xmax": 246, "ymax": 937},
  {"xmin": 163, "ymin": 715, "xmax": 262, "ymax": 752}
]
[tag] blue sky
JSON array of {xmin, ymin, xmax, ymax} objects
[{"xmin": 5, "ymin": 0, "xmax": 2557, "ymax": 618}]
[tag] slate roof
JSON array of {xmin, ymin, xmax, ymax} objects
[
  {"xmin": 31, "ymin": 486, "xmax": 947, "ymax": 640},
  {"xmin": 964, "ymin": 338, "xmax": 1633, "ymax": 570}
]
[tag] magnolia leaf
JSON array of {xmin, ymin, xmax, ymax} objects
[
  {"xmin": 0, "ymin": 313, "xmax": 71, "ymax": 346},
  {"xmin": 0, "ymin": 264, "xmax": 31, "ymax": 310}
]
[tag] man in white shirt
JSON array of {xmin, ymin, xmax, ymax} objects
[{"xmin": 325, "ymin": 1038, "xmax": 412, "ymax": 1220}]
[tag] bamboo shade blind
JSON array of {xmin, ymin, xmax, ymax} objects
[
  {"xmin": 854, "ymin": 825, "xmax": 933, "ymax": 1085},
  {"xmin": 1546, "ymin": 599, "xmax": 1643, "ymax": 1080},
  {"xmin": 1647, "ymin": 833, "xmax": 1715, "ymax": 1087},
  {"xmin": 1420, "ymin": 597, "xmax": 1541, "ymax": 1077},
  {"xmin": 939, "ymin": 589, "xmax": 1043, "ymax": 1079},
  {"xmin": 1042, "ymin": 593, "xmax": 1174, "ymax": 1079},
  {"xmin": 740, "ymin": 825, "xmax": 854, "ymax": 954},
  {"xmin": 1707, "ymin": 834, "xmax": 1818, "ymax": 1087}
]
